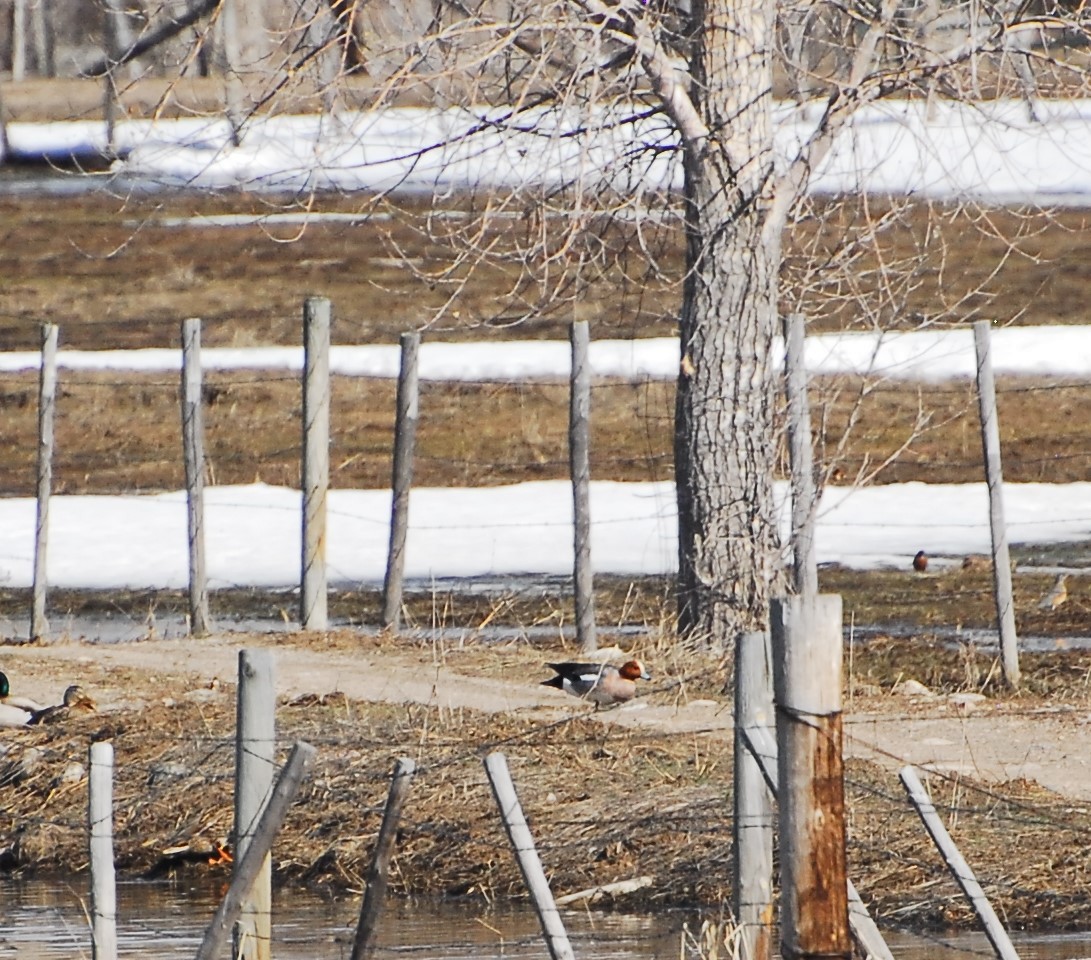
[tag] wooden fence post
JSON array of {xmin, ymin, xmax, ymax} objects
[
  {"xmin": 484, "ymin": 752, "xmax": 575, "ymax": 960},
  {"xmin": 900, "ymin": 766, "xmax": 1020, "ymax": 960},
  {"xmin": 734, "ymin": 630, "xmax": 774, "ymax": 960},
  {"xmin": 234, "ymin": 650, "xmax": 276, "ymax": 960},
  {"xmin": 90, "ymin": 741, "xmax": 117, "ymax": 960},
  {"xmin": 31, "ymin": 322, "xmax": 57, "ymax": 642},
  {"xmin": 219, "ymin": 0, "xmax": 244, "ymax": 144},
  {"xmin": 102, "ymin": 0, "xmax": 131, "ymax": 153},
  {"xmin": 973, "ymin": 320, "xmax": 1019, "ymax": 688},
  {"xmin": 350, "ymin": 757, "xmax": 417, "ymax": 960},
  {"xmin": 784, "ymin": 312, "xmax": 818, "ymax": 597},
  {"xmin": 181, "ymin": 318, "xmax": 212, "ymax": 637},
  {"xmin": 569, "ymin": 320, "xmax": 597, "ymax": 653},
  {"xmin": 301, "ymin": 297, "xmax": 330, "ymax": 632},
  {"xmin": 381, "ymin": 332, "xmax": 421, "ymax": 631},
  {"xmin": 197, "ymin": 741, "xmax": 316, "ymax": 960},
  {"xmin": 771, "ymin": 595, "xmax": 851, "ymax": 960}
]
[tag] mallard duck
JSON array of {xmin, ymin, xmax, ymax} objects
[
  {"xmin": 0, "ymin": 671, "xmax": 44, "ymax": 728},
  {"xmin": 28, "ymin": 685, "xmax": 97, "ymax": 725}
]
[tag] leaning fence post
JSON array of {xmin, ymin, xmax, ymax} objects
[
  {"xmin": 973, "ymin": 320, "xmax": 1019, "ymax": 688},
  {"xmin": 569, "ymin": 319, "xmax": 597, "ymax": 653},
  {"xmin": 734, "ymin": 630, "xmax": 774, "ymax": 960},
  {"xmin": 381, "ymin": 332, "xmax": 421, "ymax": 631},
  {"xmin": 196, "ymin": 741, "xmax": 316, "ymax": 960},
  {"xmin": 31, "ymin": 322, "xmax": 57, "ymax": 643},
  {"xmin": 899, "ymin": 766, "xmax": 1021, "ymax": 960},
  {"xmin": 484, "ymin": 752, "xmax": 575, "ymax": 960},
  {"xmin": 771, "ymin": 595, "xmax": 851, "ymax": 960},
  {"xmin": 351, "ymin": 757, "xmax": 417, "ymax": 960},
  {"xmin": 234, "ymin": 650, "xmax": 276, "ymax": 960},
  {"xmin": 301, "ymin": 296, "xmax": 331, "ymax": 632},
  {"xmin": 90, "ymin": 741, "xmax": 118, "ymax": 960},
  {"xmin": 181, "ymin": 318, "xmax": 212, "ymax": 637},
  {"xmin": 784, "ymin": 312, "xmax": 818, "ymax": 597}
]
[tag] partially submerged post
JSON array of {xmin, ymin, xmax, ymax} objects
[
  {"xmin": 233, "ymin": 650, "xmax": 276, "ymax": 960},
  {"xmin": 301, "ymin": 297, "xmax": 331, "ymax": 631},
  {"xmin": 31, "ymin": 323, "xmax": 57, "ymax": 642},
  {"xmin": 89, "ymin": 741, "xmax": 118, "ymax": 960},
  {"xmin": 734, "ymin": 630, "xmax": 775, "ymax": 960},
  {"xmin": 973, "ymin": 320, "xmax": 1019, "ymax": 688},
  {"xmin": 900, "ymin": 766, "xmax": 1021, "ymax": 960},
  {"xmin": 197, "ymin": 741, "xmax": 316, "ymax": 960},
  {"xmin": 569, "ymin": 319, "xmax": 597, "ymax": 653},
  {"xmin": 351, "ymin": 757, "xmax": 417, "ymax": 960},
  {"xmin": 181, "ymin": 318, "xmax": 212, "ymax": 637},
  {"xmin": 484, "ymin": 752, "xmax": 575, "ymax": 960},
  {"xmin": 381, "ymin": 332, "xmax": 421, "ymax": 631},
  {"xmin": 771, "ymin": 595, "xmax": 851, "ymax": 960}
]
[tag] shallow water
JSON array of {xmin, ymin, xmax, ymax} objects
[{"xmin": 2, "ymin": 875, "xmax": 1091, "ymax": 960}]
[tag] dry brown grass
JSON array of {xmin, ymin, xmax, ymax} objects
[{"xmin": 1, "ymin": 659, "xmax": 1089, "ymax": 929}]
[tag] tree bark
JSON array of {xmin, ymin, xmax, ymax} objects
[{"xmin": 674, "ymin": 0, "xmax": 782, "ymax": 645}]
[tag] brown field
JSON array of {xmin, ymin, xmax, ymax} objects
[{"xmin": 4, "ymin": 83, "xmax": 1091, "ymax": 933}]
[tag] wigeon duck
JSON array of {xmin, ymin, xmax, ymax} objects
[
  {"xmin": 541, "ymin": 659, "xmax": 651, "ymax": 706},
  {"xmin": 912, "ymin": 550, "xmax": 928, "ymax": 572}
]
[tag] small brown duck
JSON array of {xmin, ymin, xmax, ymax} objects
[
  {"xmin": 28, "ymin": 685, "xmax": 98, "ymax": 725},
  {"xmin": 912, "ymin": 550, "xmax": 929, "ymax": 573},
  {"xmin": 1038, "ymin": 574, "xmax": 1069, "ymax": 612}
]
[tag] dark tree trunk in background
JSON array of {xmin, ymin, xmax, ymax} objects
[{"xmin": 674, "ymin": 0, "xmax": 782, "ymax": 646}]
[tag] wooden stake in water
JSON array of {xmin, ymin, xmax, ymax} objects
[
  {"xmin": 197, "ymin": 741, "xmax": 316, "ymax": 960},
  {"xmin": 233, "ymin": 650, "xmax": 276, "ymax": 960},
  {"xmin": 90, "ymin": 741, "xmax": 117, "ymax": 960},
  {"xmin": 351, "ymin": 757, "xmax": 417, "ymax": 960},
  {"xmin": 900, "ymin": 766, "xmax": 1020, "ymax": 960},
  {"xmin": 484, "ymin": 753, "xmax": 575, "ymax": 960},
  {"xmin": 31, "ymin": 322, "xmax": 57, "ymax": 642}
]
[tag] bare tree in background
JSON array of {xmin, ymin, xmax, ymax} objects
[{"xmin": 98, "ymin": 0, "xmax": 1089, "ymax": 646}]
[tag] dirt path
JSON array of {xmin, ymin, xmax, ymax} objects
[{"xmin": 5, "ymin": 632, "xmax": 1091, "ymax": 802}]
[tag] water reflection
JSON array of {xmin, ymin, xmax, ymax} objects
[{"xmin": 1, "ymin": 876, "xmax": 1090, "ymax": 959}]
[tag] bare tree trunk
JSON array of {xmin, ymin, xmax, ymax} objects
[{"xmin": 674, "ymin": 0, "xmax": 781, "ymax": 647}]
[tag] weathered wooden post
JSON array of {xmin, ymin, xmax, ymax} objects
[
  {"xmin": 31, "ymin": 322, "xmax": 57, "ymax": 642},
  {"xmin": 11, "ymin": 0, "xmax": 27, "ymax": 81},
  {"xmin": 181, "ymin": 318, "xmax": 212, "ymax": 637},
  {"xmin": 197, "ymin": 741, "xmax": 316, "ymax": 960},
  {"xmin": 301, "ymin": 296, "xmax": 330, "ymax": 631},
  {"xmin": 102, "ymin": 0, "xmax": 132, "ymax": 152},
  {"xmin": 771, "ymin": 595, "xmax": 851, "ymax": 960},
  {"xmin": 219, "ymin": 0, "xmax": 244, "ymax": 144},
  {"xmin": 734, "ymin": 630, "xmax": 774, "ymax": 960},
  {"xmin": 381, "ymin": 332, "xmax": 421, "ymax": 631},
  {"xmin": 900, "ymin": 766, "xmax": 1020, "ymax": 960},
  {"xmin": 89, "ymin": 741, "xmax": 117, "ymax": 960},
  {"xmin": 484, "ymin": 752, "xmax": 575, "ymax": 960},
  {"xmin": 973, "ymin": 320, "xmax": 1019, "ymax": 688},
  {"xmin": 351, "ymin": 757, "xmax": 417, "ymax": 960},
  {"xmin": 784, "ymin": 312, "xmax": 818, "ymax": 597},
  {"xmin": 233, "ymin": 650, "xmax": 276, "ymax": 960},
  {"xmin": 569, "ymin": 319, "xmax": 597, "ymax": 653}
]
